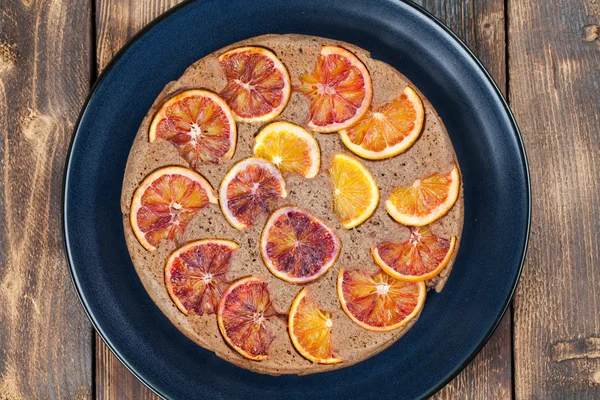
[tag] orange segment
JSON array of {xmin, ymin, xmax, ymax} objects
[
  {"xmin": 337, "ymin": 268, "xmax": 426, "ymax": 332},
  {"xmin": 130, "ymin": 166, "xmax": 217, "ymax": 251},
  {"xmin": 219, "ymin": 158, "xmax": 287, "ymax": 230},
  {"xmin": 219, "ymin": 46, "xmax": 291, "ymax": 122},
  {"xmin": 385, "ymin": 164, "xmax": 460, "ymax": 226},
  {"xmin": 217, "ymin": 277, "xmax": 281, "ymax": 360},
  {"xmin": 328, "ymin": 153, "xmax": 379, "ymax": 229},
  {"xmin": 289, "ymin": 288, "xmax": 343, "ymax": 364},
  {"xmin": 371, "ymin": 226, "xmax": 456, "ymax": 282},
  {"xmin": 339, "ymin": 86, "xmax": 424, "ymax": 160},
  {"xmin": 165, "ymin": 239, "xmax": 238, "ymax": 315},
  {"xmin": 297, "ymin": 46, "xmax": 373, "ymax": 133},
  {"xmin": 253, "ymin": 121, "xmax": 320, "ymax": 179},
  {"xmin": 260, "ymin": 207, "xmax": 341, "ymax": 284},
  {"xmin": 149, "ymin": 90, "xmax": 236, "ymax": 168}
]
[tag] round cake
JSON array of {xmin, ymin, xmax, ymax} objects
[{"xmin": 121, "ymin": 34, "xmax": 464, "ymax": 375}]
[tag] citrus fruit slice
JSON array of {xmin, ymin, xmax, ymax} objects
[
  {"xmin": 337, "ymin": 268, "xmax": 426, "ymax": 332},
  {"xmin": 217, "ymin": 276, "xmax": 280, "ymax": 360},
  {"xmin": 219, "ymin": 158, "xmax": 287, "ymax": 230},
  {"xmin": 385, "ymin": 164, "xmax": 460, "ymax": 226},
  {"xmin": 166, "ymin": 239, "xmax": 238, "ymax": 315},
  {"xmin": 218, "ymin": 46, "xmax": 291, "ymax": 122},
  {"xmin": 328, "ymin": 153, "xmax": 379, "ymax": 229},
  {"xmin": 371, "ymin": 226, "xmax": 456, "ymax": 282},
  {"xmin": 260, "ymin": 207, "xmax": 341, "ymax": 284},
  {"xmin": 130, "ymin": 166, "xmax": 217, "ymax": 251},
  {"xmin": 253, "ymin": 121, "xmax": 320, "ymax": 179},
  {"xmin": 288, "ymin": 288, "xmax": 343, "ymax": 364},
  {"xmin": 339, "ymin": 86, "xmax": 425, "ymax": 160},
  {"xmin": 148, "ymin": 90, "xmax": 236, "ymax": 168},
  {"xmin": 297, "ymin": 46, "xmax": 373, "ymax": 133}
]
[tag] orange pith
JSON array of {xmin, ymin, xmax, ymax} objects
[
  {"xmin": 219, "ymin": 158, "xmax": 287, "ymax": 230},
  {"xmin": 339, "ymin": 86, "xmax": 424, "ymax": 160},
  {"xmin": 337, "ymin": 268, "xmax": 426, "ymax": 331},
  {"xmin": 371, "ymin": 226, "xmax": 456, "ymax": 282},
  {"xmin": 328, "ymin": 153, "xmax": 379, "ymax": 229},
  {"xmin": 148, "ymin": 90, "xmax": 236, "ymax": 168},
  {"xmin": 219, "ymin": 46, "xmax": 291, "ymax": 122},
  {"xmin": 297, "ymin": 46, "xmax": 373, "ymax": 133},
  {"xmin": 289, "ymin": 288, "xmax": 343, "ymax": 364},
  {"xmin": 166, "ymin": 239, "xmax": 238, "ymax": 315},
  {"xmin": 385, "ymin": 164, "xmax": 460, "ymax": 226},
  {"xmin": 217, "ymin": 276, "xmax": 280, "ymax": 360},
  {"xmin": 130, "ymin": 166, "xmax": 217, "ymax": 251},
  {"xmin": 253, "ymin": 121, "xmax": 320, "ymax": 179},
  {"xmin": 260, "ymin": 207, "xmax": 341, "ymax": 284}
]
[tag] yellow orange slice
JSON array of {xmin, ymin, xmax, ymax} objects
[
  {"xmin": 289, "ymin": 288, "xmax": 343, "ymax": 364},
  {"xmin": 385, "ymin": 164, "xmax": 460, "ymax": 226},
  {"xmin": 260, "ymin": 207, "xmax": 341, "ymax": 284},
  {"xmin": 371, "ymin": 226, "xmax": 456, "ymax": 282},
  {"xmin": 297, "ymin": 46, "xmax": 373, "ymax": 133},
  {"xmin": 219, "ymin": 158, "xmax": 287, "ymax": 230},
  {"xmin": 337, "ymin": 268, "xmax": 426, "ymax": 332},
  {"xmin": 130, "ymin": 166, "xmax": 217, "ymax": 251},
  {"xmin": 339, "ymin": 86, "xmax": 424, "ymax": 160},
  {"xmin": 253, "ymin": 121, "xmax": 320, "ymax": 179},
  {"xmin": 219, "ymin": 46, "xmax": 291, "ymax": 122},
  {"xmin": 217, "ymin": 276, "xmax": 280, "ymax": 360},
  {"xmin": 165, "ymin": 239, "xmax": 238, "ymax": 315},
  {"xmin": 149, "ymin": 90, "xmax": 236, "ymax": 168},
  {"xmin": 328, "ymin": 153, "xmax": 379, "ymax": 229}
]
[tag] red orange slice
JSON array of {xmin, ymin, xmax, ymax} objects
[
  {"xmin": 217, "ymin": 276, "xmax": 280, "ymax": 360},
  {"xmin": 289, "ymin": 288, "xmax": 343, "ymax": 364},
  {"xmin": 371, "ymin": 226, "xmax": 456, "ymax": 282},
  {"xmin": 337, "ymin": 268, "xmax": 426, "ymax": 332},
  {"xmin": 260, "ymin": 207, "xmax": 341, "ymax": 284},
  {"xmin": 130, "ymin": 166, "xmax": 217, "ymax": 251},
  {"xmin": 149, "ymin": 90, "xmax": 236, "ymax": 168},
  {"xmin": 219, "ymin": 46, "xmax": 291, "ymax": 122},
  {"xmin": 166, "ymin": 239, "xmax": 238, "ymax": 315},
  {"xmin": 297, "ymin": 46, "xmax": 373, "ymax": 133},
  {"xmin": 219, "ymin": 158, "xmax": 287, "ymax": 230}
]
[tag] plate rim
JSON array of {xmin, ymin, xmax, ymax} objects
[{"xmin": 63, "ymin": 0, "xmax": 531, "ymax": 398}]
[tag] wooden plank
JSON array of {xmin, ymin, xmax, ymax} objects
[
  {"xmin": 94, "ymin": 0, "xmax": 511, "ymax": 398},
  {"xmin": 94, "ymin": 2, "xmax": 183, "ymax": 398},
  {"xmin": 411, "ymin": 0, "xmax": 513, "ymax": 398},
  {"xmin": 509, "ymin": 0, "xmax": 600, "ymax": 398},
  {"xmin": 0, "ymin": 0, "xmax": 93, "ymax": 399}
]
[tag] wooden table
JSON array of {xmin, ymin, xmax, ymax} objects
[{"xmin": 1, "ymin": 0, "xmax": 599, "ymax": 398}]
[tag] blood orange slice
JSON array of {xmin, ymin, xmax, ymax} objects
[
  {"xmin": 217, "ymin": 276, "xmax": 281, "ymax": 360},
  {"xmin": 219, "ymin": 46, "xmax": 291, "ymax": 122},
  {"xmin": 328, "ymin": 153, "xmax": 379, "ymax": 229},
  {"xmin": 371, "ymin": 226, "xmax": 456, "ymax": 282},
  {"xmin": 337, "ymin": 268, "xmax": 426, "ymax": 332},
  {"xmin": 166, "ymin": 239, "xmax": 238, "ymax": 315},
  {"xmin": 260, "ymin": 207, "xmax": 341, "ymax": 284},
  {"xmin": 219, "ymin": 158, "xmax": 287, "ymax": 230},
  {"xmin": 130, "ymin": 166, "xmax": 217, "ymax": 251},
  {"xmin": 339, "ymin": 86, "xmax": 425, "ymax": 160},
  {"xmin": 289, "ymin": 288, "xmax": 343, "ymax": 364},
  {"xmin": 148, "ymin": 90, "xmax": 236, "ymax": 168},
  {"xmin": 297, "ymin": 46, "xmax": 373, "ymax": 133},
  {"xmin": 253, "ymin": 121, "xmax": 320, "ymax": 179},
  {"xmin": 385, "ymin": 164, "xmax": 460, "ymax": 226}
]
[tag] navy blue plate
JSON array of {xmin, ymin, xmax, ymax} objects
[{"xmin": 64, "ymin": 0, "xmax": 530, "ymax": 398}]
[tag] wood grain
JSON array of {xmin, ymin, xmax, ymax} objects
[
  {"xmin": 0, "ymin": 0, "xmax": 93, "ymax": 399},
  {"xmin": 510, "ymin": 0, "xmax": 600, "ymax": 398},
  {"xmin": 94, "ymin": 2, "xmax": 183, "ymax": 398},
  {"xmin": 413, "ymin": 0, "xmax": 513, "ymax": 397}
]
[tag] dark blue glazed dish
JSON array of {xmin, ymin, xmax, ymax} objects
[{"xmin": 63, "ymin": 0, "xmax": 530, "ymax": 398}]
